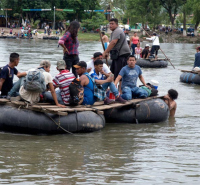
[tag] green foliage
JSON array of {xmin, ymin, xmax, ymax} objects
[
  {"xmin": 30, "ymin": 19, "xmax": 40, "ymax": 28},
  {"xmin": 81, "ymin": 13, "xmax": 108, "ymax": 30}
]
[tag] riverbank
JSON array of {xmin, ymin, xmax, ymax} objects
[{"xmin": 1, "ymin": 27, "xmax": 200, "ymax": 43}]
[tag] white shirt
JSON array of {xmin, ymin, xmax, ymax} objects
[
  {"xmin": 87, "ymin": 60, "xmax": 111, "ymax": 75},
  {"xmin": 146, "ymin": 36, "xmax": 160, "ymax": 46},
  {"xmin": 19, "ymin": 69, "xmax": 53, "ymax": 104}
]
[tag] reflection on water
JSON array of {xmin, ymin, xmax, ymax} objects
[{"xmin": 0, "ymin": 39, "xmax": 200, "ymax": 184}]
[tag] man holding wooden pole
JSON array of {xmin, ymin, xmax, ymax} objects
[{"xmin": 102, "ymin": 18, "xmax": 130, "ymax": 92}]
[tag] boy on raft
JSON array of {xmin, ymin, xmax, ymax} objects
[
  {"xmin": 0, "ymin": 53, "xmax": 26, "ymax": 97},
  {"xmin": 163, "ymin": 89, "xmax": 178, "ymax": 117}
]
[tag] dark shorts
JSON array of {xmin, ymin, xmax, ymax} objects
[
  {"xmin": 111, "ymin": 54, "xmax": 129, "ymax": 79},
  {"xmin": 151, "ymin": 45, "xmax": 160, "ymax": 55}
]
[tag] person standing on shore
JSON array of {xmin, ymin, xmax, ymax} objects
[
  {"xmin": 193, "ymin": 46, "xmax": 200, "ymax": 68},
  {"xmin": 58, "ymin": 21, "xmax": 80, "ymax": 78},
  {"xmin": 129, "ymin": 32, "xmax": 140, "ymax": 55}
]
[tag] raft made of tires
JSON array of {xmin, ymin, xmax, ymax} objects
[
  {"xmin": 43, "ymin": 36, "xmax": 59, "ymax": 40},
  {"xmin": 0, "ymin": 36, "xmax": 17, "ymax": 39},
  {"xmin": 0, "ymin": 104, "xmax": 105, "ymax": 135},
  {"xmin": 136, "ymin": 58, "xmax": 168, "ymax": 68},
  {"xmin": 180, "ymin": 72, "xmax": 200, "ymax": 84},
  {"xmin": 104, "ymin": 98, "xmax": 169, "ymax": 123},
  {"xmin": 0, "ymin": 36, "xmax": 6, "ymax": 39}
]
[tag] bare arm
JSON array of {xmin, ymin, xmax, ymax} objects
[
  {"xmin": 0, "ymin": 78, "xmax": 5, "ymax": 92},
  {"xmin": 17, "ymin": 72, "xmax": 27, "ymax": 78},
  {"xmin": 114, "ymin": 75, "xmax": 122, "ymax": 86},
  {"xmin": 59, "ymin": 43, "xmax": 69, "ymax": 54},
  {"xmin": 95, "ymin": 76, "xmax": 112, "ymax": 85},
  {"xmin": 139, "ymin": 75, "xmax": 147, "ymax": 86},
  {"xmin": 79, "ymin": 75, "xmax": 88, "ymax": 86},
  {"xmin": 49, "ymin": 83, "xmax": 66, "ymax": 108}
]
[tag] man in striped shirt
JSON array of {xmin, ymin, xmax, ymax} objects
[{"xmin": 44, "ymin": 60, "xmax": 75, "ymax": 105}]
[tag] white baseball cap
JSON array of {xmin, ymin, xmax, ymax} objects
[{"xmin": 145, "ymin": 44, "xmax": 150, "ymax": 47}]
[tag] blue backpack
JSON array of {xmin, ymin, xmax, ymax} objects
[{"xmin": 23, "ymin": 69, "xmax": 46, "ymax": 93}]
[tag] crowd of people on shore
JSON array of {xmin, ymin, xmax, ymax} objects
[{"xmin": 0, "ymin": 19, "xmax": 179, "ymax": 117}]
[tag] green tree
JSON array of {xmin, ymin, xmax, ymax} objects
[
  {"xmin": 189, "ymin": 0, "xmax": 200, "ymax": 35},
  {"xmin": 159, "ymin": 0, "xmax": 187, "ymax": 27},
  {"xmin": 81, "ymin": 13, "xmax": 108, "ymax": 30}
]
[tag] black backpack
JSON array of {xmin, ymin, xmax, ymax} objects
[{"xmin": 69, "ymin": 78, "xmax": 84, "ymax": 105}]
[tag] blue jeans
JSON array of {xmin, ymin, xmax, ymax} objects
[
  {"xmin": 131, "ymin": 44, "xmax": 137, "ymax": 55},
  {"xmin": 8, "ymin": 77, "xmax": 25, "ymax": 97},
  {"xmin": 121, "ymin": 86, "xmax": 148, "ymax": 100},
  {"xmin": 102, "ymin": 82, "xmax": 119, "ymax": 97},
  {"xmin": 43, "ymin": 89, "xmax": 65, "ymax": 105}
]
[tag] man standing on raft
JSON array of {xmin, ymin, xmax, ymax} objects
[
  {"xmin": 193, "ymin": 46, "xmax": 200, "ymax": 68},
  {"xmin": 102, "ymin": 18, "xmax": 130, "ymax": 92},
  {"xmin": 145, "ymin": 33, "xmax": 160, "ymax": 60}
]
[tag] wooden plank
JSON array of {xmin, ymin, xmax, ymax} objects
[
  {"xmin": 31, "ymin": 108, "xmax": 68, "ymax": 116},
  {"xmin": 11, "ymin": 101, "xmax": 27, "ymax": 106},
  {"xmin": 181, "ymin": 70, "xmax": 200, "ymax": 74},
  {"xmin": 0, "ymin": 98, "xmax": 10, "ymax": 104},
  {"xmin": 93, "ymin": 101, "xmax": 104, "ymax": 106}
]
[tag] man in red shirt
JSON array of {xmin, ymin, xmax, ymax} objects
[{"xmin": 44, "ymin": 60, "xmax": 75, "ymax": 105}]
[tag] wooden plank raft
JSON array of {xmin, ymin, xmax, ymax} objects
[
  {"xmin": 0, "ymin": 96, "xmax": 161, "ymax": 116},
  {"xmin": 181, "ymin": 70, "xmax": 200, "ymax": 75}
]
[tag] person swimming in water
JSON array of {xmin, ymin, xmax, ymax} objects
[{"xmin": 163, "ymin": 89, "xmax": 178, "ymax": 117}]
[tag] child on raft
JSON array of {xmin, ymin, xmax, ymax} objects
[{"xmin": 163, "ymin": 89, "xmax": 178, "ymax": 117}]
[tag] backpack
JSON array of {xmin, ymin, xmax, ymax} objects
[
  {"xmin": 23, "ymin": 69, "xmax": 46, "ymax": 93},
  {"xmin": 69, "ymin": 78, "xmax": 84, "ymax": 105},
  {"xmin": 139, "ymin": 83, "xmax": 158, "ymax": 97},
  {"xmin": 85, "ymin": 73, "xmax": 106, "ymax": 101}
]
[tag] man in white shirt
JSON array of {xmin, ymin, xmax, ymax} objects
[
  {"xmin": 145, "ymin": 33, "xmax": 160, "ymax": 60},
  {"xmin": 87, "ymin": 52, "xmax": 111, "ymax": 75}
]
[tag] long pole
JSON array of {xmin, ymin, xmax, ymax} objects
[
  {"xmin": 99, "ymin": 30, "xmax": 108, "ymax": 66},
  {"xmin": 6, "ymin": 10, "xmax": 7, "ymax": 28},
  {"xmin": 136, "ymin": 23, "xmax": 175, "ymax": 69},
  {"xmin": 53, "ymin": 6, "xmax": 55, "ymax": 30}
]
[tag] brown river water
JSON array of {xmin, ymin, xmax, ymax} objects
[{"xmin": 0, "ymin": 39, "xmax": 200, "ymax": 184}]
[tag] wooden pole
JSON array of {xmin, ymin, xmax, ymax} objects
[
  {"xmin": 136, "ymin": 23, "xmax": 175, "ymax": 69},
  {"xmin": 99, "ymin": 30, "xmax": 108, "ymax": 66}
]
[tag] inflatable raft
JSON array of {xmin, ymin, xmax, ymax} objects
[
  {"xmin": 136, "ymin": 58, "xmax": 168, "ymax": 68},
  {"xmin": 43, "ymin": 36, "xmax": 59, "ymax": 40},
  {"xmin": 0, "ymin": 36, "xmax": 16, "ymax": 39},
  {"xmin": 180, "ymin": 70, "xmax": 200, "ymax": 84},
  {"xmin": 102, "ymin": 59, "xmax": 168, "ymax": 68},
  {"xmin": 0, "ymin": 100, "xmax": 105, "ymax": 135},
  {"xmin": 104, "ymin": 98, "xmax": 169, "ymax": 123}
]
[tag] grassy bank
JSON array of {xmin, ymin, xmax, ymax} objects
[{"xmin": 78, "ymin": 32, "xmax": 101, "ymax": 41}]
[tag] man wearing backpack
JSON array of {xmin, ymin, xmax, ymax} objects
[
  {"xmin": 43, "ymin": 60, "xmax": 76, "ymax": 105},
  {"xmin": 74, "ymin": 61, "xmax": 96, "ymax": 105},
  {"xmin": 0, "ymin": 53, "xmax": 26, "ymax": 97},
  {"xmin": 7, "ymin": 60, "xmax": 65, "ymax": 108}
]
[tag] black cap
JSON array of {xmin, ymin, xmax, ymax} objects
[
  {"xmin": 73, "ymin": 61, "xmax": 87, "ymax": 68},
  {"xmin": 93, "ymin": 52, "xmax": 102, "ymax": 59},
  {"xmin": 153, "ymin": 32, "xmax": 157, "ymax": 36}
]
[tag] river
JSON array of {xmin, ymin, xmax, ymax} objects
[{"xmin": 0, "ymin": 39, "xmax": 200, "ymax": 185}]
